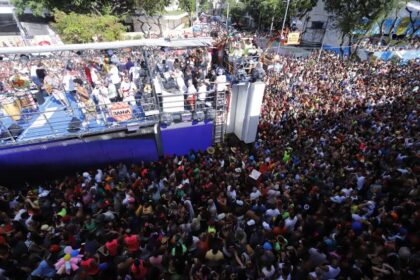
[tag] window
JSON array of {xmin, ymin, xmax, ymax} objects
[{"xmin": 311, "ymin": 21, "xmax": 324, "ymax": 29}]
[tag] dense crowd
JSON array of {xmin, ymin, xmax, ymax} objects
[{"xmin": 0, "ymin": 51, "xmax": 418, "ymax": 280}]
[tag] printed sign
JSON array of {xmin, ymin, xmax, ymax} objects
[
  {"xmin": 287, "ymin": 32, "xmax": 300, "ymax": 45},
  {"xmin": 109, "ymin": 102, "xmax": 133, "ymax": 122}
]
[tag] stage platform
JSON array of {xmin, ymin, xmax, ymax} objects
[{"xmin": 0, "ymin": 93, "xmax": 155, "ymax": 147}]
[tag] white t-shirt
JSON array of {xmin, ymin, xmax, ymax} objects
[
  {"xmin": 356, "ymin": 175, "xmax": 365, "ymax": 190},
  {"xmin": 90, "ymin": 68, "xmax": 99, "ymax": 84},
  {"xmin": 93, "ymin": 87, "xmax": 111, "ymax": 105},
  {"xmin": 120, "ymin": 81, "xmax": 137, "ymax": 95},
  {"xmin": 176, "ymin": 77, "xmax": 187, "ymax": 93},
  {"xmin": 250, "ymin": 189, "xmax": 261, "ymax": 201},
  {"xmin": 266, "ymin": 208, "xmax": 280, "ymax": 218},
  {"xmin": 216, "ymin": 75, "xmax": 226, "ymax": 92},
  {"xmin": 187, "ymin": 84, "xmax": 197, "ymax": 95},
  {"xmin": 323, "ymin": 265, "xmax": 341, "ymax": 279},
  {"xmin": 107, "ymin": 83, "xmax": 117, "ymax": 99},
  {"xmin": 30, "ymin": 65, "xmax": 38, "ymax": 77},
  {"xmin": 198, "ymin": 85, "xmax": 207, "ymax": 101},
  {"xmin": 227, "ymin": 186, "xmax": 237, "ymax": 200},
  {"xmin": 63, "ymin": 74, "xmax": 75, "ymax": 92},
  {"xmin": 129, "ymin": 66, "xmax": 141, "ymax": 80},
  {"xmin": 285, "ymin": 216, "xmax": 298, "ymax": 230},
  {"xmin": 109, "ymin": 66, "xmax": 121, "ymax": 84}
]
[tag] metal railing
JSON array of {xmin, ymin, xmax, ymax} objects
[{"xmin": 0, "ymin": 97, "xmax": 160, "ymax": 147}]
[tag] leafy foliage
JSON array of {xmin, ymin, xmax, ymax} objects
[
  {"xmin": 134, "ymin": 0, "xmax": 170, "ymax": 15},
  {"xmin": 178, "ymin": 0, "xmax": 196, "ymax": 15},
  {"xmin": 52, "ymin": 10, "xmax": 126, "ymax": 43},
  {"xmin": 324, "ymin": 0, "xmax": 409, "ymax": 36},
  {"xmin": 229, "ymin": 0, "xmax": 317, "ymax": 30},
  {"xmin": 12, "ymin": 0, "xmax": 169, "ymax": 16}
]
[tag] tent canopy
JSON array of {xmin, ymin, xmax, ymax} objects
[{"xmin": 0, "ymin": 37, "xmax": 214, "ymax": 55}]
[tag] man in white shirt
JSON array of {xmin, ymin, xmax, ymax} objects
[
  {"xmin": 187, "ymin": 80, "xmax": 197, "ymax": 110},
  {"xmin": 197, "ymin": 81, "xmax": 207, "ymax": 108},
  {"xmin": 265, "ymin": 205, "xmax": 280, "ymax": 219},
  {"xmin": 129, "ymin": 63, "xmax": 141, "ymax": 87},
  {"xmin": 120, "ymin": 76, "xmax": 137, "ymax": 105},
  {"xmin": 92, "ymin": 82, "xmax": 111, "ymax": 106},
  {"xmin": 62, "ymin": 70, "xmax": 75, "ymax": 94},
  {"xmin": 109, "ymin": 64, "xmax": 121, "ymax": 95},
  {"xmin": 107, "ymin": 82, "xmax": 118, "ymax": 102},
  {"xmin": 215, "ymin": 69, "xmax": 227, "ymax": 92}
]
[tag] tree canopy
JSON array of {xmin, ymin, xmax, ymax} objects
[
  {"xmin": 12, "ymin": 0, "xmax": 170, "ymax": 16},
  {"xmin": 227, "ymin": 0, "xmax": 317, "ymax": 31},
  {"xmin": 324, "ymin": 0, "xmax": 409, "ymax": 37},
  {"xmin": 52, "ymin": 10, "xmax": 126, "ymax": 43}
]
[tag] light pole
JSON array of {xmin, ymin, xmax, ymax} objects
[
  {"xmin": 278, "ymin": 0, "xmax": 291, "ymax": 53},
  {"xmin": 317, "ymin": 16, "xmax": 331, "ymax": 62},
  {"xmin": 196, "ymin": 0, "xmax": 199, "ymax": 21},
  {"xmin": 226, "ymin": 2, "xmax": 230, "ymax": 30},
  {"xmin": 269, "ymin": 6, "xmax": 276, "ymax": 37}
]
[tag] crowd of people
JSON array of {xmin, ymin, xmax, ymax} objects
[
  {"xmin": 0, "ymin": 49, "xmax": 418, "ymax": 280},
  {"xmin": 0, "ymin": 50, "xmax": 154, "ymax": 127},
  {"xmin": 150, "ymin": 47, "xmax": 230, "ymax": 112}
]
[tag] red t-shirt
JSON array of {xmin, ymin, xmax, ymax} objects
[
  {"xmin": 81, "ymin": 258, "xmax": 99, "ymax": 276},
  {"xmin": 131, "ymin": 260, "xmax": 148, "ymax": 279},
  {"xmin": 105, "ymin": 239, "xmax": 118, "ymax": 256},
  {"xmin": 125, "ymin": 235, "xmax": 139, "ymax": 253}
]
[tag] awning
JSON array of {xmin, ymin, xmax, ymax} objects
[{"xmin": 0, "ymin": 37, "xmax": 214, "ymax": 55}]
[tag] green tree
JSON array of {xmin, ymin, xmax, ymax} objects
[
  {"xmin": 238, "ymin": 0, "xmax": 316, "ymax": 31},
  {"xmin": 12, "ymin": 0, "xmax": 137, "ymax": 16},
  {"xmin": 324, "ymin": 0, "xmax": 409, "ymax": 55},
  {"xmin": 178, "ymin": 0, "xmax": 196, "ymax": 26},
  {"xmin": 52, "ymin": 10, "xmax": 126, "ymax": 43}
]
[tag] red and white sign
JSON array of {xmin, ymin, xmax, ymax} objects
[{"xmin": 108, "ymin": 102, "xmax": 133, "ymax": 122}]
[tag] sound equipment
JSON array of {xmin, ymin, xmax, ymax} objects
[
  {"xmin": 193, "ymin": 110, "xmax": 205, "ymax": 122},
  {"xmin": 205, "ymin": 108, "xmax": 216, "ymax": 120},
  {"xmin": 181, "ymin": 111, "xmax": 192, "ymax": 122},
  {"xmin": 8, "ymin": 123, "xmax": 23, "ymax": 138},
  {"xmin": 172, "ymin": 113, "xmax": 182, "ymax": 123},
  {"xmin": 68, "ymin": 117, "xmax": 82, "ymax": 132},
  {"xmin": 160, "ymin": 113, "xmax": 173, "ymax": 126}
]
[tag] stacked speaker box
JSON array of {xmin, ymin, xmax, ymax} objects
[
  {"xmin": 8, "ymin": 123, "xmax": 24, "ymax": 138},
  {"xmin": 181, "ymin": 111, "xmax": 192, "ymax": 122},
  {"xmin": 68, "ymin": 117, "xmax": 82, "ymax": 132},
  {"xmin": 160, "ymin": 113, "xmax": 173, "ymax": 126},
  {"xmin": 193, "ymin": 111, "xmax": 205, "ymax": 122},
  {"xmin": 205, "ymin": 108, "xmax": 216, "ymax": 120}
]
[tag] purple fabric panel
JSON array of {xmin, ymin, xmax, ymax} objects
[
  {"xmin": 160, "ymin": 122, "xmax": 213, "ymax": 156},
  {"xmin": 0, "ymin": 137, "xmax": 158, "ymax": 170}
]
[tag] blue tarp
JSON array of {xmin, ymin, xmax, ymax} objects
[
  {"xmin": 372, "ymin": 50, "xmax": 420, "ymax": 62},
  {"xmin": 323, "ymin": 45, "xmax": 351, "ymax": 56},
  {"xmin": 369, "ymin": 18, "xmax": 420, "ymax": 36}
]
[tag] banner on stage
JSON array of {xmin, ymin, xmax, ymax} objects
[
  {"xmin": 287, "ymin": 32, "xmax": 300, "ymax": 45},
  {"xmin": 109, "ymin": 102, "xmax": 132, "ymax": 122}
]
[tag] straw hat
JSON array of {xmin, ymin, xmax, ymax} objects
[{"xmin": 207, "ymin": 146, "xmax": 215, "ymax": 155}]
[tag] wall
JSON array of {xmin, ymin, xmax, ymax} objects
[
  {"xmin": 300, "ymin": 0, "xmax": 349, "ymax": 48},
  {"xmin": 131, "ymin": 13, "xmax": 188, "ymax": 35},
  {"xmin": 160, "ymin": 121, "xmax": 213, "ymax": 156},
  {"xmin": 0, "ymin": 133, "xmax": 158, "ymax": 184}
]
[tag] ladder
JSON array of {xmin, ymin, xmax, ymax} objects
[{"xmin": 213, "ymin": 89, "xmax": 226, "ymax": 144}]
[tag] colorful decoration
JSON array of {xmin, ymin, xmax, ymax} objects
[
  {"xmin": 10, "ymin": 75, "xmax": 31, "ymax": 90},
  {"xmin": 54, "ymin": 246, "xmax": 83, "ymax": 275},
  {"xmin": 108, "ymin": 102, "xmax": 133, "ymax": 122}
]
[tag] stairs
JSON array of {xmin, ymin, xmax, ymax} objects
[{"xmin": 213, "ymin": 90, "xmax": 226, "ymax": 144}]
